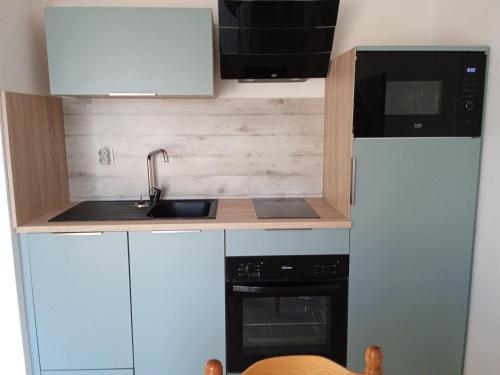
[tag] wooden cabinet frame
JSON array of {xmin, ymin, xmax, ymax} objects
[{"xmin": 1, "ymin": 92, "xmax": 69, "ymax": 227}]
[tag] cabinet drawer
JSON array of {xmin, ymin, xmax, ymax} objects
[
  {"xmin": 226, "ymin": 229, "xmax": 349, "ymax": 256},
  {"xmin": 43, "ymin": 371, "xmax": 133, "ymax": 375}
]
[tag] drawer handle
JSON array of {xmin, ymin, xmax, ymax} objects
[
  {"xmin": 264, "ymin": 228, "xmax": 313, "ymax": 231},
  {"xmin": 108, "ymin": 92, "xmax": 157, "ymax": 97},
  {"xmin": 51, "ymin": 232, "xmax": 103, "ymax": 236},
  {"xmin": 151, "ymin": 230, "xmax": 202, "ymax": 234}
]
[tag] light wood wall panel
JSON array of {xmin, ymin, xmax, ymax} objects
[
  {"xmin": 323, "ymin": 49, "xmax": 356, "ymax": 219},
  {"xmin": 1, "ymin": 92, "xmax": 69, "ymax": 227},
  {"xmin": 63, "ymin": 97, "xmax": 324, "ymax": 200}
]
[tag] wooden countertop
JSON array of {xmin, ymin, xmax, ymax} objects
[{"xmin": 16, "ymin": 198, "xmax": 351, "ymax": 233}]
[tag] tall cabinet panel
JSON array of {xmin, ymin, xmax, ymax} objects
[
  {"xmin": 26, "ymin": 232, "xmax": 133, "ymax": 371},
  {"xmin": 348, "ymin": 139, "xmax": 481, "ymax": 375},
  {"xmin": 129, "ymin": 230, "xmax": 225, "ymax": 375}
]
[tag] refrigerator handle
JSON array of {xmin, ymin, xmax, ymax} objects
[{"xmin": 350, "ymin": 157, "xmax": 357, "ymax": 206}]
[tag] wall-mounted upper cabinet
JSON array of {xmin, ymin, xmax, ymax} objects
[{"xmin": 45, "ymin": 7, "xmax": 214, "ymax": 96}]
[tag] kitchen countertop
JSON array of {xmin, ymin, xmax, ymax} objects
[{"xmin": 16, "ymin": 198, "xmax": 351, "ymax": 233}]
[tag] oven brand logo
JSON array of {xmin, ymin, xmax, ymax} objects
[
  {"xmin": 281, "ymin": 265, "xmax": 294, "ymax": 270},
  {"xmin": 413, "ymin": 123, "xmax": 424, "ymax": 129}
]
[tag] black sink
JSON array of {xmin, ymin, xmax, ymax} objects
[
  {"xmin": 147, "ymin": 199, "xmax": 218, "ymax": 219},
  {"xmin": 49, "ymin": 199, "xmax": 218, "ymax": 222}
]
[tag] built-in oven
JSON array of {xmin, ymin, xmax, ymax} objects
[
  {"xmin": 354, "ymin": 50, "xmax": 487, "ymax": 138},
  {"xmin": 225, "ymin": 255, "xmax": 349, "ymax": 373}
]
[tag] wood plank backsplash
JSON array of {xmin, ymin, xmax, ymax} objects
[{"xmin": 63, "ymin": 97, "xmax": 324, "ymax": 201}]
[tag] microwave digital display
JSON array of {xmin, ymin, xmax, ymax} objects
[{"xmin": 385, "ymin": 81, "xmax": 442, "ymax": 115}]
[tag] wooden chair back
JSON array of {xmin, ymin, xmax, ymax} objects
[{"xmin": 204, "ymin": 346, "xmax": 382, "ymax": 375}]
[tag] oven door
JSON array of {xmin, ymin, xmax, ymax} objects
[
  {"xmin": 354, "ymin": 51, "xmax": 486, "ymax": 138},
  {"xmin": 226, "ymin": 281, "xmax": 348, "ymax": 372}
]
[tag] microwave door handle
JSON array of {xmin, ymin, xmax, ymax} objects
[{"xmin": 232, "ymin": 284, "xmax": 341, "ymax": 294}]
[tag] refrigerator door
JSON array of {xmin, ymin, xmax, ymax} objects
[{"xmin": 348, "ymin": 138, "xmax": 481, "ymax": 374}]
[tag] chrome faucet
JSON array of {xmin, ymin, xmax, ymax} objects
[{"xmin": 147, "ymin": 149, "xmax": 169, "ymax": 205}]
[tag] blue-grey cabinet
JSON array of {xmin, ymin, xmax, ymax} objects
[
  {"xmin": 22, "ymin": 232, "xmax": 133, "ymax": 372},
  {"xmin": 226, "ymin": 228, "xmax": 350, "ymax": 256},
  {"xmin": 348, "ymin": 139, "xmax": 481, "ymax": 375},
  {"xmin": 129, "ymin": 230, "xmax": 225, "ymax": 375},
  {"xmin": 45, "ymin": 7, "xmax": 214, "ymax": 96}
]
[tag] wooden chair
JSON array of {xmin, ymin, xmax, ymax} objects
[{"xmin": 204, "ymin": 346, "xmax": 382, "ymax": 375}]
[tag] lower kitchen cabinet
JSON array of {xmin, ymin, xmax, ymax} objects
[
  {"xmin": 348, "ymin": 139, "xmax": 481, "ymax": 375},
  {"xmin": 129, "ymin": 230, "xmax": 226, "ymax": 375},
  {"xmin": 21, "ymin": 232, "xmax": 134, "ymax": 372}
]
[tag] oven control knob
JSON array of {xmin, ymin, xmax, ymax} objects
[
  {"xmin": 244, "ymin": 263, "xmax": 259, "ymax": 277},
  {"xmin": 327, "ymin": 265, "xmax": 337, "ymax": 274},
  {"xmin": 464, "ymin": 100, "xmax": 475, "ymax": 111},
  {"xmin": 314, "ymin": 264, "xmax": 326, "ymax": 274}
]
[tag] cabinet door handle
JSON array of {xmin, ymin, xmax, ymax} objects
[
  {"xmin": 51, "ymin": 232, "xmax": 103, "ymax": 236},
  {"xmin": 151, "ymin": 230, "xmax": 202, "ymax": 234},
  {"xmin": 264, "ymin": 228, "xmax": 313, "ymax": 231},
  {"xmin": 108, "ymin": 92, "xmax": 157, "ymax": 97},
  {"xmin": 350, "ymin": 157, "xmax": 357, "ymax": 206}
]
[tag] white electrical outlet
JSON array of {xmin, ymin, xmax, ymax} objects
[{"xmin": 98, "ymin": 147, "xmax": 114, "ymax": 165}]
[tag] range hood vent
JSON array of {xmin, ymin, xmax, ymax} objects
[{"xmin": 218, "ymin": 0, "xmax": 340, "ymax": 81}]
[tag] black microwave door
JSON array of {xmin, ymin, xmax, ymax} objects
[
  {"xmin": 354, "ymin": 51, "xmax": 486, "ymax": 138},
  {"xmin": 226, "ymin": 282, "xmax": 348, "ymax": 372},
  {"xmin": 354, "ymin": 74, "xmax": 387, "ymax": 137}
]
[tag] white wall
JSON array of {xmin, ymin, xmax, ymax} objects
[
  {"xmin": 0, "ymin": 1, "xmax": 49, "ymax": 374},
  {"xmin": 434, "ymin": 2, "xmax": 500, "ymax": 373},
  {"xmin": 332, "ymin": 0, "xmax": 435, "ymax": 55},
  {"xmin": 48, "ymin": 0, "xmax": 435, "ymax": 98},
  {"xmin": 0, "ymin": 0, "xmax": 49, "ymax": 94}
]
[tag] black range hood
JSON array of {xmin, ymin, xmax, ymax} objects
[{"xmin": 218, "ymin": 0, "xmax": 340, "ymax": 81}]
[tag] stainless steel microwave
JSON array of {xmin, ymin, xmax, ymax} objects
[{"xmin": 354, "ymin": 49, "xmax": 487, "ymax": 138}]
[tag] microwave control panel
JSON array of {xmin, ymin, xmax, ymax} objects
[{"xmin": 458, "ymin": 55, "xmax": 487, "ymax": 136}]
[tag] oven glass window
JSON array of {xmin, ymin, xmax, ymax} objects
[
  {"xmin": 385, "ymin": 81, "xmax": 442, "ymax": 115},
  {"xmin": 242, "ymin": 296, "xmax": 331, "ymax": 355}
]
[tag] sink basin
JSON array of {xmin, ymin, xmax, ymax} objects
[{"xmin": 147, "ymin": 199, "xmax": 218, "ymax": 219}]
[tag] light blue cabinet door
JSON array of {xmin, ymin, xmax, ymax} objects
[
  {"xmin": 129, "ymin": 230, "xmax": 225, "ymax": 375},
  {"xmin": 45, "ymin": 7, "xmax": 213, "ymax": 96},
  {"xmin": 27, "ymin": 232, "xmax": 133, "ymax": 371},
  {"xmin": 348, "ymin": 139, "xmax": 481, "ymax": 375}
]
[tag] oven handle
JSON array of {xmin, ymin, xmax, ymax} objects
[{"xmin": 231, "ymin": 283, "xmax": 341, "ymax": 294}]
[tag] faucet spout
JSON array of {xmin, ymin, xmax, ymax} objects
[
  {"xmin": 148, "ymin": 149, "xmax": 169, "ymax": 163},
  {"xmin": 147, "ymin": 149, "xmax": 169, "ymax": 205}
]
